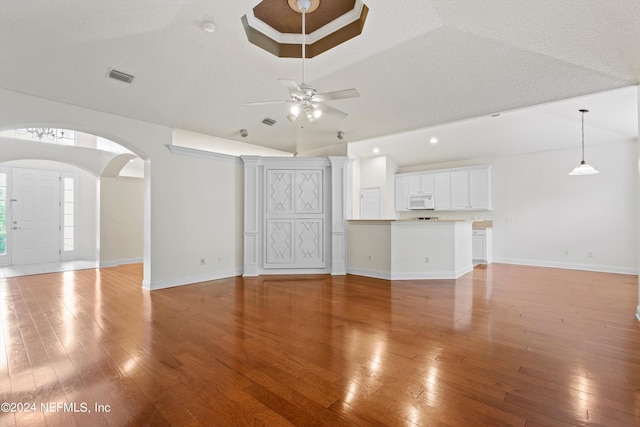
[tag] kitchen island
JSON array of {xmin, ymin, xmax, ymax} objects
[{"xmin": 346, "ymin": 219, "xmax": 473, "ymax": 280}]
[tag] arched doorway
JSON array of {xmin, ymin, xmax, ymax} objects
[{"xmin": 0, "ymin": 128, "xmax": 144, "ymax": 276}]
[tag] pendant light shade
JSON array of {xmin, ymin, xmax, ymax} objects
[{"xmin": 569, "ymin": 109, "xmax": 599, "ymax": 175}]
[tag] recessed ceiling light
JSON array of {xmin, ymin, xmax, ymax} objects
[
  {"xmin": 373, "ymin": 147, "xmax": 380, "ymax": 154},
  {"xmin": 202, "ymin": 21, "xmax": 216, "ymax": 33},
  {"xmin": 430, "ymin": 137, "xmax": 438, "ymax": 144}
]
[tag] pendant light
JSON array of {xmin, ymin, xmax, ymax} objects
[{"xmin": 569, "ymin": 109, "xmax": 599, "ymax": 175}]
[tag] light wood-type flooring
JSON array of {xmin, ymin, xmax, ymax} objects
[{"xmin": 0, "ymin": 263, "xmax": 639, "ymax": 426}]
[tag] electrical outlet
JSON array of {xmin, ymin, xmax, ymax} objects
[
  {"xmin": 368, "ymin": 255, "xmax": 372, "ymax": 261},
  {"xmin": 564, "ymin": 250, "xmax": 569, "ymax": 256},
  {"xmin": 200, "ymin": 257, "xmax": 206, "ymax": 265},
  {"xmin": 218, "ymin": 257, "xmax": 222, "ymax": 262},
  {"xmin": 588, "ymin": 252, "xmax": 594, "ymax": 258},
  {"xmin": 425, "ymin": 256, "xmax": 430, "ymax": 264}
]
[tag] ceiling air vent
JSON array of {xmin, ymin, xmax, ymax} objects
[
  {"xmin": 262, "ymin": 117, "xmax": 277, "ymax": 126},
  {"xmin": 108, "ymin": 69, "xmax": 135, "ymax": 84}
]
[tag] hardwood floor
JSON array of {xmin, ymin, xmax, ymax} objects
[{"xmin": 0, "ymin": 264, "xmax": 638, "ymax": 426}]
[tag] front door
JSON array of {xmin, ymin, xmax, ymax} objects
[{"xmin": 11, "ymin": 168, "xmax": 61, "ymax": 264}]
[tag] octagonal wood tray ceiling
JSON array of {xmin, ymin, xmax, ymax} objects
[{"xmin": 242, "ymin": 0, "xmax": 369, "ymax": 58}]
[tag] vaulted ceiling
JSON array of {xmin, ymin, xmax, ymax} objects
[{"xmin": 0, "ymin": 0, "xmax": 638, "ymax": 166}]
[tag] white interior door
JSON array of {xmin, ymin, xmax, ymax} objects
[
  {"xmin": 360, "ymin": 187, "xmax": 380, "ymax": 219},
  {"xmin": 11, "ymin": 168, "xmax": 61, "ymax": 265}
]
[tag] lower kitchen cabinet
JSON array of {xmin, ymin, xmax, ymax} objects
[{"xmin": 472, "ymin": 228, "xmax": 493, "ymax": 264}]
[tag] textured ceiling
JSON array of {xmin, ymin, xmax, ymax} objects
[{"xmin": 0, "ymin": 0, "xmax": 638, "ymax": 165}]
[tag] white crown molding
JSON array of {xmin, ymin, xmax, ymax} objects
[
  {"xmin": 167, "ymin": 145, "xmax": 241, "ymax": 163},
  {"xmin": 245, "ymin": 0, "xmax": 365, "ymax": 45}
]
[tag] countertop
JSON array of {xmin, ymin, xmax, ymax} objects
[
  {"xmin": 472, "ymin": 220, "xmax": 493, "ymax": 229},
  {"xmin": 347, "ymin": 219, "xmax": 494, "ymax": 228},
  {"xmin": 347, "ymin": 219, "xmax": 469, "ymax": 223}
]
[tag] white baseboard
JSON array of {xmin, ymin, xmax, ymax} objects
[
  {"xmin": 347, "ymin": 264, "xmax": 473, "ymax": 281},
  {"xmin": 99, "ymin": 258, "xmax": 143, "ymax": 268},
  {"xmin": 493, "ymin": 257, "xmax": 638, "ymax": 275},
  {"xmin": 257, "ymin": 268, "xmax": 331, "ymax": 276},
  {"xmin": 636, "ymin": 305, "xmax": 640, "ymax": 323},
  {"xmin": 347, "ymin": 268, "xmax": 391, "ymax": 280},
  {"xmin": 143, "ymin": 269, "xmax": 243, "ymax": 291}
]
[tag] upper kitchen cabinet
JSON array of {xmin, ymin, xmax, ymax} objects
[
  {"xmin": 396, "ymin": 172, "xmax": 435, "ymax": 211},
  {"xmin": 395, "ymin": 165, "xmax": 492, "ymax": 212},
  {"xmin": 469, "ymin": 167, "xmax": 491, "ymax": 210},
  {"xmin": 434, "ymin": 172, "xmax": 451, "ymax": 210},
  {"xmin": 395, "ymin": 174, "xmax": 409, "ymax": 211},
  {"xmin": 407, "ymin": 173, "xmax": 434, "ymax": 195},
  {"xmin": 450, "ymin": 166, "xmax": 492, "ymax": 210}
]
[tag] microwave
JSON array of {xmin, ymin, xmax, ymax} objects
[{"xmin": 408, "ymin": 194, "xmax": 435, "ymax": 210}]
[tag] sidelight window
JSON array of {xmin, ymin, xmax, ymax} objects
[
  {"xmin": 62, "ymin": 176, "xmax": 75, "ymax": 252},
  {"xmin": 0, "ymin": 172, "xmax": 6, "ymax": 255}
]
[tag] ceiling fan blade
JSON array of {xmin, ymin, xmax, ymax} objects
[
  {"xmin": 312, "ymin": 88, "xmax": 360, "ymax": 103},
  {"xmin": 315, "ymin": 103, "xmax": 348, "ymax": 119},
  {"xmin": 278, "ymin": 79, "xmax": 304, "ymax": 96},
  {"xmin": 244, "ymin": 100, "xmax": 292, "ymax": 106}
]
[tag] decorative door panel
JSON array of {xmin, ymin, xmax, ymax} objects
[
  {"xmin": 295, "ymin": 170, "xmax": 323, "ymax": 213},
  {"xmin": 265, "ymin": 219, "xmax": 294, "ymax": 265},
  {"xmin": 266, "ymin": 170, "xmax": 293, "ymax": 214},
  {"xmin": 295, "ymin": 219, "xmax": 323, "ymax": 266}
]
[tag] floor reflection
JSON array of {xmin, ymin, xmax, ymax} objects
[{"xmin": 0, "ymin": 264, "xmax": 638, "ymax": 426}]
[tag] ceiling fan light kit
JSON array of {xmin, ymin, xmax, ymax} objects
[
  {"xmin": 245, "ymin": 0, "xmax": 359, "ymax": 125},
  {"xmin": 569, "ymin": 109, "xmax": 599, "ymax": 176}
]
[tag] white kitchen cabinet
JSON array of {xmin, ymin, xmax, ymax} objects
[
  {"xmin": 472, "ymin": 228, "xmax": 492, "ymax": 264},
  {"xmin": 469, "ymin": 168, "xmax": 490, "ymax": 210},
  {"xmin": 395, "ymin": 174, "xmax": 409, "ymax": 211},
  {"xmin": 407, "ymin": 175, "xmax": 421, "ymax": 195},
  {"xmin": 434, "ymin": 172, "xmax": 451, "ymax": 210},
  {"xmin": 450, "ymin": 167, "xmax": 492, "ymax": 210},
  {"xmin": 420, "ymin": 173, "xmax": 434, "ymax": 194},
  {"xmin": 395, "ymin": 165, "xmax": 491, "ymax": 212},
  {"xmin": 450, "ymin": 170, "xmax": 470, "ymax": 210},
  {"xmin": 407, "ymin": 173, "xmax": 434, "ymax": 195}
]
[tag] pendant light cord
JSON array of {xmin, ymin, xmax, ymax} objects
[
  {"xmin": 301, "ymin": 7, "xmax": 306, "ymax": 85},
  {"xmin": 581, "ymin": 110, "xmax": 585, "ymax": 162}
]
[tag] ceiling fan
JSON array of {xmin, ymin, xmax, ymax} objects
[{"xmin": 245, "ymin": 0, "xmax": 360, "ymax": 123}]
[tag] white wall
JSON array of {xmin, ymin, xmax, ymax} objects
[
  {"xmin": 379, "ymin": 141, "xmax": 637, "ymax": 274},
  {"xmin": 0, "ymin": 88, "xmax": 247, "ymax": 290},
  {"xmin": 491, "ymin": 143, "xmax": 636, "ymax": 273},
  {"xmin": 99, "ymin": 177, "xmax": 144, "ymax": 266},
  {"xmin": 152, "ymin": 146, "xmax": 244, "ymax": 287},
  {"xmin": 356, "ymin": 156, "xmax": 398, "ymax": 219}
]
